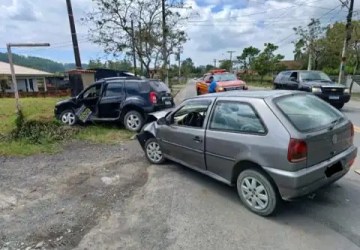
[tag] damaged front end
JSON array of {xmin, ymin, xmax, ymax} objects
[{"xmin": 136, "ymin": 109, "xmax": 173, "ymax": 149}]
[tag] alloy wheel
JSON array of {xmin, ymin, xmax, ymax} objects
[
  {"xmin": 61, "ymin": 111, "xmax": 76, "ymax": 126},
  {"xmin": 241, "ymin": 177, "xmax": 269, "ymax": 210},
  {"xmin": 127, "ymin": 114, "xmax": 141, "ymax": 130},
  {"xmin": 146, "ymin": 141, "xmax": 163, "ymax": 163}
]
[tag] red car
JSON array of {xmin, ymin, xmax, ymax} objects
[{"xmin": 196, "ymin": 69, "xmax": 247, "ymax": 95}]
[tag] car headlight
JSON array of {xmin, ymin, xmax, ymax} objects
[
  {"xmin": 344, "ymin": 88, "xmax": 350, "ymax": 94},
  {"xmin": 311, "ymin": 87, "xmax": 322, "ymax": 93}
]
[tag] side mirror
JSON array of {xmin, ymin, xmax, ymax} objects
[
  {"xmin": 165, "ymin": 115, "xmax": 172, "ymax": 125},
  {"xmin": 157, "ymin": 115, "xmax": 172, "ymax": 125}
]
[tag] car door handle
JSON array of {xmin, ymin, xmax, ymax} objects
[{"xmin": 193, "ymin": 136, "xmax": 202, "ymax": 143}]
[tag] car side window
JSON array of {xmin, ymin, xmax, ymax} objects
[
  {"xmin": 289, "ymin": 72, "xmax": 298, "ymax": 81},
  {"xmin": 83, "ymin": 84, "xmax": 101, "ymax": 99},
  {"xmin": 209, "ymin": 101, "xmax": 266, "ymax": 134},
  {"xmin": 172, "ymin": 100, "xmax": 211, "ymax": 128},
  {"xmin": 125, "ymin": 81, "xmax": 140, "ymax": 95},
  {"xmin": 281, "ymin": 72, "xmax": 291, "ymax": 82},
  {"xmin": 105, "ymin": 82, "xmax": 123, "ymax": 97}
]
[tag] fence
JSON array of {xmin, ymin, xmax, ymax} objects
[{"xmin": 0, "ymin": 89, "xmax": 71, "ymax": 98}]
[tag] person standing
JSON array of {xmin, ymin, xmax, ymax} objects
[{"xmin": 208, "ymin": 76, "xmax": 217, "ymax": 93}]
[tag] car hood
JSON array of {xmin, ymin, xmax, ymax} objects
[
  {"xmin": 55, "ymin": 97, "xmax": 76, "ymax": 106},
  {"xmin": 217, "ymin": 80, "xmax": 246, "ymax": 87},
  {"xmin": 302, "ymin": 81, "xmax": 345, "ymax": 88},
  {"xmin": 148, "ymin": 108, "xmax": 174, "ymax": 120}
]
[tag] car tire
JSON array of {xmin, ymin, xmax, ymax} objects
[
  {"xmin": 145, "ymin": 138, "xmax": 165, "ymax": 164},
  {"xmin": 236, "ymin": 169, "xmax": 279, "ymax": 216},
  {"xmin": 60, "ymin": 109, "xmax": 77, "ymax": 126},
  {"xmin": 124, "ymin": 110, "xmax": 144, "ymax": 132},
  {"xmin": 333, "ymin": 103, "xmax": 344, "ymax": 110}
]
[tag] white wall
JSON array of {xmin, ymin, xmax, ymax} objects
[{"xmin": 6, "ymin": 77, "xmax": 39, "ymax": 92}]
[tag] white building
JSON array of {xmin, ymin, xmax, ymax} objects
[{"xmin": 0, "ymin": 61, "xmax": 52, "ymax": 92}]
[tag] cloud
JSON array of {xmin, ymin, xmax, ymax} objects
[{"xmin": 0, "ymin": 0, "xmax": 354, "ymax": 67}]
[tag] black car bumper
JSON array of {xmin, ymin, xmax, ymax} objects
[{"xmin": 315, "ymin": 93, "xmax": 351, "ymax": 104}]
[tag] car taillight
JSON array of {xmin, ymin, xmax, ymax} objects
[
  {"xmin": 149, "ymin": 92, "xmax": 157, "ymax": 104},
  {"xmin": 288, "ymin": 139, "xmax": 307, "ymax": 163}
]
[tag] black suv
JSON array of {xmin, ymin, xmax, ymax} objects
[
  {"xmin": 273, "ymin": 70, "xmax": 350, "ymax": 109},
  {"xmin": 54, "ymin": 77, "xmax": 174, "ymax": 132}
]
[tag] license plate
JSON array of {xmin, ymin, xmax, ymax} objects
[
  {"xmin": 329, "ymin": 96, "xmax": 339, "ymax": 100},
  {"xmin": 165, "ymin": 101, "xmax": 172, "ymax": 106}
]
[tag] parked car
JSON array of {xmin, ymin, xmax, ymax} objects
[
  {"xmin": 137, "ymin": 90, "xmax": 357, "ymax": 216},
  {"xmin": 54, "ymin": 77, "xmax": 174, "ymax": 132},
  {"xmin": 196, "ymin": 69, "xmax": 247, "ymax": 95},
  {"xmin": 273, "ymin": 70, "xmax": 350, "ymax": 109}
]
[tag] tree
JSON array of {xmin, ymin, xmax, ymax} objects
[
  {"xmin": 237, "ymin": 46, "xmax": 260, "ymax": 72},
  {"xmin": 85, "ymin": 0, "xmax": 188, "ymax": 78},
  {"xmin": 252, "ymin": 43, "xmax": 284, "ymax": 83},
  {"xmin": 88, "ymin": 59, "xmax": 104, "ymax": 69},
  {"xmin": 181, "ymin": 57, "xmax": 195, "ymax": 77},
  {"xmin": 293, "ymin": 19, "xmax": 326, "ymax": 70},
  {"xmin": 219, "ymin": 60, "xmax": 232, "ymax": 71}
]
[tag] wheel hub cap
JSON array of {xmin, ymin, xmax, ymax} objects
[
  {"xmin": 146, "ymin": 142, "xmax": 162, "ymax": 163},
  {"xmin": 241, "ymin": 177, "xmax": 269, "ymax": 210}
]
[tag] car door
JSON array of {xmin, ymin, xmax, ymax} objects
[
  {"xmin": 205, "ymin": 99, "xmax": 267, "ymax": 180},
  {"xmin": 280, "ymin": 72, "xmax": 291, "ymax": 89},
  {"xmin": 157, "ymin": 98, "xmax": 213, "ymax": 170},
  {"xmin": 98, "ymin": 81, "xmax": 125, "ymax": 118},
  {"xmin": 76, "ymin": 84, "xmax": 102, "ymax": 121},
  {"xmin": 285, "ymin": 71, "xmax": 299, "ymax": 90}
]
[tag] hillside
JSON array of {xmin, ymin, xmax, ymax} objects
[{"xmin": 0, "ymin": 52, "xmax": 88, "ymax": 73}]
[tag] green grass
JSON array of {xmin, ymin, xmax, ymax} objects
[
  {"xmin": 0, "ymin": 97, "xmax": 134, "ymax": 156},
  {"xmin": 75, "ymin": 124, "xmax": 134, "ymax": 144},
  {"xmin": 0, "ymin": 97, "xmax": 63, "ymax": 134},
  {"xmin": 351, "ymin": 93, "xmax": 360, "ymax": 101}
]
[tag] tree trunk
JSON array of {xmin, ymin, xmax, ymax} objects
[{"xmin": 260, "ymin": 75, "xmax": 264, "ymax": 85}]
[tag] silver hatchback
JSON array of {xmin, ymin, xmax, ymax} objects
[{"xmin": 137, "ymin": 91, "xmax": 357, "ymax": 216}]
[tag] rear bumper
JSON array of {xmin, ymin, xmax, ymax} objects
[{"xmin": 264, "ymin": 146, "xmax": 357, "ymax": 200}]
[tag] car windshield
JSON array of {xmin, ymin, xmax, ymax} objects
[
  {"xmin": 300, "ymin": 71, "xmax": 332, "ymax": 82},
  {"xmin": 213, "ymin": 73, "xmax": 237, "ymax": 82},
  {"xmin": 275, "ymin": 94, "xmax": 342, "ymax": 132}
]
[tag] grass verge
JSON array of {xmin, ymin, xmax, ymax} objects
[{"xmin": 0, "ymin": 97, "xmax": 134, "ymax": 156}]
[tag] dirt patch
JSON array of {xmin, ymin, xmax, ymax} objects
[{"xmin": 0, "ymin": 140, "xmax": 148, "ymax": 250}]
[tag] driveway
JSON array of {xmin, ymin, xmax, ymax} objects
[{"xmin": 1, "ymin": 80, "xmax": 360, "ymax": 250}]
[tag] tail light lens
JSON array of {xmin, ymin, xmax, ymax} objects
[
  {"xmin": 288, "ymin": 139, "xmax": 307, "ymax": 163},
  {"xmin": 149, "ymin": 92, "xmax": 157, "ymax": 104}
]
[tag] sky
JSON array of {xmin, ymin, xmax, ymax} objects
[{"xmin": 0, "ymin": 0, "xmax": 358, "ymax": 67}]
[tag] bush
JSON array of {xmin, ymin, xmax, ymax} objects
[{"xmin": 8, "ymin": 110, "xmax": 79, "ymax": 144}]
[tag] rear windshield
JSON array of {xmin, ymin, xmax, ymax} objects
[
  {"xmin": 149, "ymin": 81, "xmax": 170, "ymax": 92},
  {"xmin": 275, "ymin": 94, "xmax": 342, "ymax": 132}
]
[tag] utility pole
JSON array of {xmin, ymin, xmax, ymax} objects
[
  {"xmin": 307, "ymin": 19, "xmax": 316, "ymax": 71},
  {"xmin": 338, "ymin": 0, "xmax": 355, "ymax": 84},
  {"xmin": 130, "ymin": 16, "xmax": 137, "ymax": 76},
  {"xmin": 66, "ymin": 0, "xmax": 82, "ymax": 69},
  {"xmin": 161, "ymin": 0, "xmax": 168, "ymax": 85},
  {"xmin": 7, "ymin": 43, "xmax": 50, "ymax": 113},
  {"xmin": 227, "ymin": 50, "xmax": 236, "ymax": 72},
  {"xmin": 139, "ymin": 21, "xmax": 143, "ymax": 74},
  {"xmin": 178, "ymin": 47, "xmax": 182, "ymax": 84},
  {"xmin": 213, "ymin": 59, "xmax": 217, "ymax": 68}
]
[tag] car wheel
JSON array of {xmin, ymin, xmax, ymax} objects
[
  {"xmin": 60, "ymin": 110, "xmax": 77, "ymax": 126},
  {"xmin": 237, "ymin": 169, "xmax": 279, "ymax": 216},
  {"xmin": 145, "ymin": 138, "xmax": 165, "ymax": 164},
  {"xmin": 333, "ymin": 103, "xmax": 344, "ymax": 110},
  {"xmin": 124, "ymin": 110, "xmax": 144, "ymax": 132}
]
